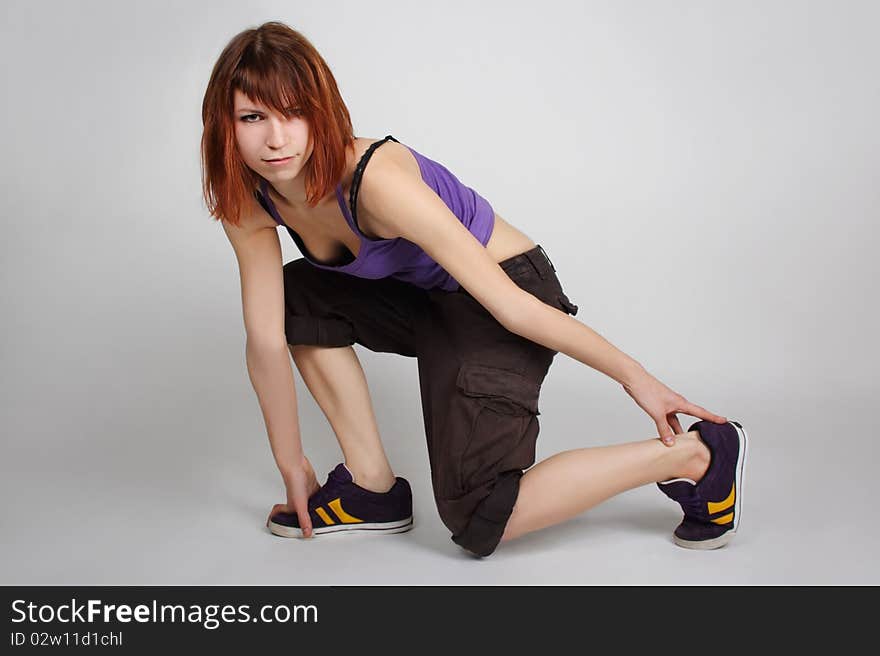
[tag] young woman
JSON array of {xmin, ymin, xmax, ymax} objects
[{"xmin": 201, "ymin": 22, "xmax": 748, "ymax": 557}]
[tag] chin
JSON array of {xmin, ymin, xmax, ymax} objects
[{"xmin": 271, "ymin": 168, "xmax": 302, "ymax": 180}]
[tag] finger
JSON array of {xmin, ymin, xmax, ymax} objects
[
  {"xmin": 656, "ymin": 420, "xmax": 675, "ymax": 446},
  {"xmin": 684, "ymin": 401, "xmax": 727, "ymax": 423},
  {"xmin": 669, "ymin": 413, "xmax": 684, "ymax": 436},
  {"xmin": 296, "ymin": 501, "xmax": 313, "ymax": 538}
]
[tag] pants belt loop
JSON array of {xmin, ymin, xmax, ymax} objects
[
  {"xmin": 525, "ymin": 248, "xmax": 546, "ymax": 280},
  {"xmin": 536, "ymin": 244, "xmax": 556, "ymax": 272}
]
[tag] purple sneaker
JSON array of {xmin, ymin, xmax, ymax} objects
[
  {"xmin": 268, "ymin": 463, "xmax": 413, "ymax": 538},
  {"xmin": 657, "ymin": 420, "xmax": 749, "ymax": 550}
]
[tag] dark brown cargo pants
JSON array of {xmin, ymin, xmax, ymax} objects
[{"xmin": 282, "ymin": 244, "xmax": 579, "ymax": 557}]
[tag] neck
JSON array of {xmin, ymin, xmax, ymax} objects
[{"xmin": 267, "ymin": 176, "xmax": 310, "ymax": 207}]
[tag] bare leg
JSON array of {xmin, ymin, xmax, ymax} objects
[
  {"xmin": 289, "ymin": 344, "xmax": 396, "ymax": 493},
  {"xmin": 500, "ymin": 430, "xmax": 711, "ymax": 543}
]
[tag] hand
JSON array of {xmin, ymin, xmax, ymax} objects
[
  {"xmin": 267, "ymin": 455, "xmax": 321, "ymax": 537},
  {"xmin": 622, "ymin": 370, "xmax": 727, "ymax": 446}
]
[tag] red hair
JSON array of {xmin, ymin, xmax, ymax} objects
[{"xmin": 201, "ymin": 21, "xmax": 355, "ymax": 226}]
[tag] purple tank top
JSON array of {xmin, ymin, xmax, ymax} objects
[{"xmin": 255, "ymin": 135, "xmax": 495, "ymax": 292}]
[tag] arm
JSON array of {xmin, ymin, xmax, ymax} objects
[
  {"xmin": 355, "ymin": 147, "xmax": 643, "ymax": 383},
  {"xmin": 222, "ymin": 216, "xmax": 304, "ymax": 472},
  {"xmin": 356, "ymin": 146, "xmax": 726, "ymax": 440},
  {"xmin": 221, "ymin": 213, "xmax": 317, "ymax": 534}
]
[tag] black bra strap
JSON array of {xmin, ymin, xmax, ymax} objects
[{"xmin": 348, "ymin": 135, "xmax": 400, "ymax": 230}]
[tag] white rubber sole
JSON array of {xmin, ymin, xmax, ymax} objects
[
  {"xmin": 673, "ymin": 420, "xmax": 748, "ymax": 550},
  {"xmin": 268, "ymin": 516, "xmax": 414, "ymax": 538},
  {"xmin": 673, "ymin": 529, "xmax": 737, "ymax": 550}
]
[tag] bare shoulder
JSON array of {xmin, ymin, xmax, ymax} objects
[
  {"xmin": 350, "ymin": 137, "xmax": 423, "ymax": 239},
  {"xmin": 349, "ymin": 137, "xmax": 419, "ymax": 180},
  {"xmin": 371, "ymin": 137, "xmax": 417, "ymax": 169}
]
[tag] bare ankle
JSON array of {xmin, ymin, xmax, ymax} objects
[
  {"xmin": 683, "ymin": 430, "xmax": 711, "ymax": 482},
  {"xmin": 347, "ymin": 464, "xmax": 396, "ymax": 493},
  {"xmin": 670, "ymin": 430, "xmax": 711, "ymax": 483}
]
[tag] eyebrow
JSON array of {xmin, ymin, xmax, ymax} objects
[{"xmin": 236, "ymin": 105, "xmax": 299, "ymax": 113}]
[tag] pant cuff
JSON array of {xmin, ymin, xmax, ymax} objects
[
  {"xmin": 450, "ymin": 470, "xmax": 522, "ymax": 558},
  {"xmin": 285, "ymin": 315, "xmax": 354, "ymax": 347}
]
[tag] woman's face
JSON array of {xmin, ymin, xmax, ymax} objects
[{"xmin": 232, "ymin": 88, "xmax": 312, "ymax": 181}]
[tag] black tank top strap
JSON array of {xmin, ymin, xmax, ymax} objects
[{"xmin": 348, "ymin": 135, "xmax": 400, "ymax": 232}]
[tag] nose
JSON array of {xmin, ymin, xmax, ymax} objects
[{"xmin": 265, "ymin": 116, "xmax": 290, "ymax": 150}]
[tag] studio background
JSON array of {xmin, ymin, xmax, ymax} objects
[{"xmin": 2, "ymin": 0, "xmax": 876, "ymax": 584}]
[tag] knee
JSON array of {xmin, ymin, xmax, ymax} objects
[
  {"xmin": 288, "ymin": 343, "xmax": 316, "ymax": 363},
  {"xmin": 428, "ymin": 362, "xmax": 543, "ymax": 557},
  {"xmin": 289, "ymin": 343, "xmax": 354, "ymax": 369},
  {"xmin": 434, "ymin": 470, "xmax": 523, "ymax": 558}
]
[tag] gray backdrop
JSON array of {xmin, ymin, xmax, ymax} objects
[{"xmin": 2, "ymin": 0, "xmax": 877, "ymax": 584}]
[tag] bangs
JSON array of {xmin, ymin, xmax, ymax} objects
[{"xmin": 232, "ymin": 58, "xmax": 309, "ymax": 116}]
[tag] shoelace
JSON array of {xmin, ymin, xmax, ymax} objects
[{"xmin": 308, "ymin": 468, "xmax": 350, "ymax": 508}]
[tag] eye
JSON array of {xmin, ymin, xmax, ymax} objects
[{"xmin": 239, "ymin": 108, "xmax": 302, "ymax": 123}]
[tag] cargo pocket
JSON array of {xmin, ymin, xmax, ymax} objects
[{"xmin": 453, "ymin": 362, "xmax": 542, "ymax": 497}]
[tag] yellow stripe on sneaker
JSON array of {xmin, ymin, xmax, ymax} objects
[
  {"xmin": 328, "ymin": 498, "xmax": 364, "ymax": 523},
  {"xmin": 707, "ymin": 483, "xmax": 735, "ymax": 515},
  {"xmin": 711, "ymin": 512, "xmax": 734, "ymax": 525},
  {"xmin": 315, "ymin": 507, "xmax": 335, "ymax": 525}
]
